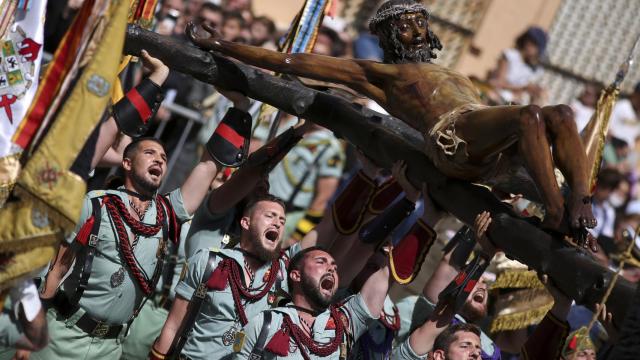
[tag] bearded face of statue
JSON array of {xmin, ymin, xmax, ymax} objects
[
  {"xmin": 393, "ymin": 12, "xmax": 429, "ymax": 54},
  {"xmin": 373, "ymin": 9, "xmax": 442, "ymax": 64}
]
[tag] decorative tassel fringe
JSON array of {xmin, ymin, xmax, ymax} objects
[
  {"xmin": 265, "ymin": 329, "xmax": 290, "ymax": 356},
  {"xmin": 490, "ymin": 302, "xmax": 554, "ymax": 333},
  {"xmin": 74, "ymin": 215, "xmax": 95, "ymax": 246},
  {"xmin": 490, "ymin": 270, "xmax": 544, "ymax": 290},
  {"xmin": 206, "ymin": 263, "xmax": 229, "ymax": 290}
]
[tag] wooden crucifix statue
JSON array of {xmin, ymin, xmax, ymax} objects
[{"xmin": 186, "ymin": 0, "xmax": 594, "ymax": 234}]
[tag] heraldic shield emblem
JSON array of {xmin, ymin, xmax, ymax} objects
[{"xmin": 0, "ymin": 24, "xmax": 40, "ymax": 124}]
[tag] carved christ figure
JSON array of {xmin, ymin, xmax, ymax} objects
[{"xmin": 187, "ymin": 0, "xmax": 595, "ymax": 232}]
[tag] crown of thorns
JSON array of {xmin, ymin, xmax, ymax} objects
[{"xmin": 369, "ymin": 3, "xmax": 430, "ymax": 34}]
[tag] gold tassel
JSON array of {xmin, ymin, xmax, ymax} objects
[
  {"xmin": 490, "ymin": 302, "xmax": 554, "ymax": 333},
  {"xmin": 490, "ymin": 269, "xmax": 545, "ymax": 290}
]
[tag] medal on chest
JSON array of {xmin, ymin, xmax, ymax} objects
[
  {"xmin": 110, "ymin": 267, "xmax": 126, "ymax": 288},
  {"xmin": 222, "ymin": 324, "xmax": 239, "ymax": 346},
  {"xmin": 232, "ymin": 330, "xmax": 245, "ymax": 352}
]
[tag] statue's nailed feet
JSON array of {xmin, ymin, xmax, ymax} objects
[
  {"xmin": 541, "ymin": 193, "xmax": 596, "ymax": 236},
  {"xmin": 568, "ymin": 194, "xmax": 597, "ymax": 230}
]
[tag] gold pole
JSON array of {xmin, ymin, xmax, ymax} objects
[{"xmin": 583, "ymin": 32, "xmax": 640, "ymax": 190}]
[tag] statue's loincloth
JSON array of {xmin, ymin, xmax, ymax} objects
[{"xmin": 425, "ymin": 103, "xmax": 497, "ymax": 181}]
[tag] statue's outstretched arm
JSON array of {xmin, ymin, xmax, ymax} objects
[{"xmin": 187, "ymin": 23, "xmax": 389, "ymax": 104}]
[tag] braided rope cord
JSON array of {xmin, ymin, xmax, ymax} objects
[
  {"xmin": 220, "ymin": 257, "xmax": 280, "ymax": 325},
  {"xmin": 281, "ymin": 305, "xmax": 345, "ymax": 360},
  {"xmin": 104, "ymin": 194, "xmax": 164, "ymax": 295}
]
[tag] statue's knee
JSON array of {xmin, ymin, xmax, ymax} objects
[
  {"xmin": 554, "ymin": 104, "xmax": 574, "ymax": 119},
  {"xmin": 545, "ymin": 104, "xmax": 577, "ymax": 131},
  {"xmin": 555, "ymin": 104, "xmax": 576, "ymax": 126},
  {"xmin": 518, "ymin": 105, "xmax": 544, "ymax": 131}
]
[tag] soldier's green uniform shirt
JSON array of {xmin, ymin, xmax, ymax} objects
[
  {"xmin": 349, "ymin": 296, "xmax": 397, "ymax": 360},
  {"xmin": 121, "ymin": 221, "xmax": 190, "ymax": 360},
  {"xmin": 176, "ymin": 243, "xmax": 302, "ymax": 360},
  {"xmin": 32, "ymin": 187, "xmax": 190, "ymax": 360},
  {"xmin": 234, "ymin": 293, "xmax": 376, "ymax": 359}
]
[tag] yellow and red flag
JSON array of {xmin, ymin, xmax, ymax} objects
[{"xmin": 0, "ymin": 0, "xmax": 130, "ymax": 289}]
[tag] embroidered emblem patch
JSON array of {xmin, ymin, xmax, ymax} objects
[
  {"xmin": 86, "ymin": 74, "xmax": 110, "ymax": 97},
  {"xmin": 31, "ymin": 207, "xmax": 49, "ymax": 228},
  {"xmin": 0, "ymin": 25, "xmax": 40, "ymax": 124},
  {"xmin": 37, "ymin": 162, "xmax": 63, "ymax": 190}
]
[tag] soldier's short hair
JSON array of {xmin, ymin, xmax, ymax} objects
[
  {"xmin": 123, "ymin": 137, "xmax": 166, "ymax": 160},
  {"xmin": 242, "ymin": 193, "xmax": 286, "ymax": 215},
  {"xmin": 433, "ymin": 323, "xmax": 481, "ymax": 352}
]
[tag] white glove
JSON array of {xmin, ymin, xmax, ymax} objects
[{"xmin": 9, "ymin": 279, "xmax": 42, "ymax": 322}]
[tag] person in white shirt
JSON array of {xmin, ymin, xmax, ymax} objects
[
  {"xmin": 570, "ymin": 82, "xmax": 602, "ymax": 133},
  {"xmin": 591, "ymin": 169, "xmax": 623, "ymax": 240},
  {"xmin": 488, "ymin": 27, "xmax": 548, "ymax": 105},
  {"xmin": 609, "ymin": 82, "xmax": 640, "ymax": 148}
]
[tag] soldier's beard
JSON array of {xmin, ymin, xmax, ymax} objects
[
  {"xmin": 459, "ymin": 299, "xmax": 487, "ymax": 323},
  {"xmin": 301, "ymin": 274, "xmax": 334, "ymax": 310},
  {"xmin": 130, "ymin": 170, "xmax": 160, "ymax": 196},
  {"xmin": 254, "ymin": 239, "xmax": 282, "ymax": 262}
]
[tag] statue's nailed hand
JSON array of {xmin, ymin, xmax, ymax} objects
[{"xmin": 186, "ymin": 21, "xmax": 222, "ymax": 51}]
